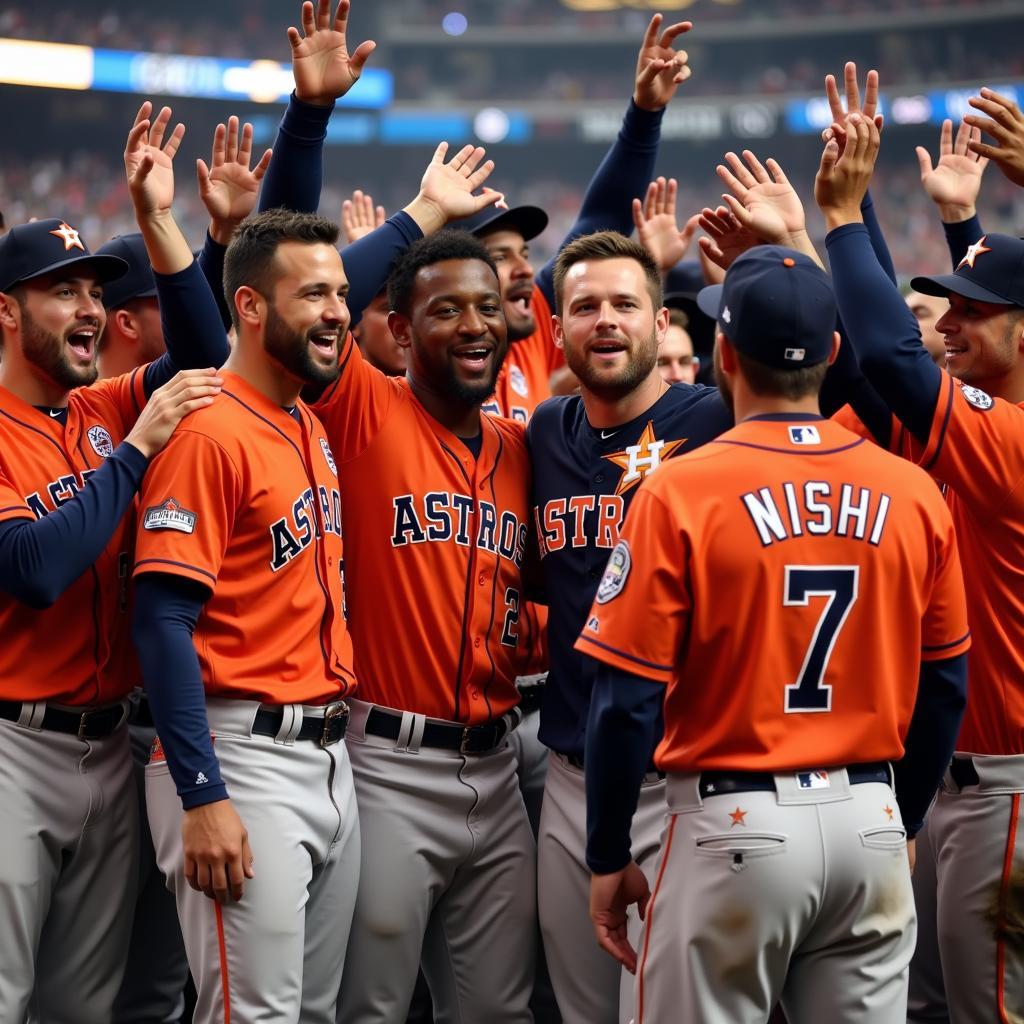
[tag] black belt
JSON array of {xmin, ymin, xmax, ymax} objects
[
  {"xmin": 517, "ymin": 681, "xmax": 546, "ymax": 716},
  {"xmin": 565, "ymin": 752, "xmax": 665, "ymax": 780},
  {"xmin": 129, "ymin": 693, "xmax": 155, "ymax": 729},
  {"xmin": 949, "ymin": 757, "xmax": 980, "ymax": 788},
  {"xmin": 699, "ymin": 761, "xmax": 891, "ymax": 799},
  {"xmin": 252, "ymin": 703, "xmax": 349, "ymax": 746},
  {"xmin": 0, "ymin": 700, "xmax": 127, "ymax": 739},
  {"xmin": 364, "ymin": 706, "xmax": 516, "ymax": 755}
]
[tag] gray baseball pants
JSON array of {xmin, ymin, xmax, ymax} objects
[
  {"xmin": 0, "ymin": 708, "xmax": 138, "ymax": 1024},
  {"xmin": 337, "ymin": 698, "xmax": 537, "ymax": 1024},
  {"xmin": 538, "ymin": 751, "xmax": 666, "ymax": 1024},
  {"xmin": 909, "ymin": 753, "xmax": 1024, "ymax": 1023},
  {"xmin": 635, "ymin": 768, "xmax": 915, "ymax": 1024},
  {"xmin": 146, "ymin": 697, "xmax": 360, "ymax": 1024}
]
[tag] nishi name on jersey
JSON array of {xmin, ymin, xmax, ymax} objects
[{"xmin": 390, "ymin": 490, "xmax": 527, "ymax": 567}]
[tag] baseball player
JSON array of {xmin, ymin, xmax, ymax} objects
[
  {"xmin": 527, "ymin": 229, "xmax": 732, "ymax": 1023},
  {"xmin": 656, "ymin": 305, "xmax": 699, "ymax": 384},
  {"xmin": 577, "ymin": 245, "xmax": 970, "ymax": 1023},
  {"xmin": 133, "ymin": 208, "xmax": 359, "ymax": 1024},
  {"xmin": 0, "ymin": 101, "xmax": 227, "ymax": 1021},
  {"xmin": 818, "ymin": 96, "xmax": 1024, "ymax": 1024},
  {"xmin": 309, "ymin": 231, "xmax": 535, "ymax": 1023}
]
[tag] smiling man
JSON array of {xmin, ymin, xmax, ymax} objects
[{"xmin": 310, "ymin": 230, "xmax": 537, "ymax": 1023}]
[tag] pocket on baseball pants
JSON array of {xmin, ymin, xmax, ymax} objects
[
  {"xmin": 695, "ymin": 833, "xmax": 788, "ymax": 859},
  {"xmin": 858, "ymin": 825, "xmax": 907, "ymax": 851}
]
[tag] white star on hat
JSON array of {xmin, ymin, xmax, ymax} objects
[
  {"xmin": 722, "ymin": 306, "xmax": 732, "ymax": 324},
  {"xmin": 958, "ymin": 235, "xmax": 992, "ymax": 270},
  {"xmin": 49, "ymin": 222, "xmax": 85, "ymax": 252}
]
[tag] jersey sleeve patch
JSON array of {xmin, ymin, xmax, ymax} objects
[
  {"xmin": 959, "ymin": 384, "xmax": 993, "ymax": 411},
  {"xmin": 595, "ymin": 540, "xmax": 631, "ymax": 604},
  {"xmin": 144, "ymin": 497, "xmax": 197, "ymax": 534}
]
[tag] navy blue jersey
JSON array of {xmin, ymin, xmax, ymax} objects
[{"xmin": 526, "ymin": 382, "xmax": 733, "ymax": 756}]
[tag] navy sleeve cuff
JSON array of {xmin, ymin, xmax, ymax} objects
[
  {"xmin": 620, "ymin": 98, "xmax": 666, "ymax": 146},
  {"xmin": 181, "ymin": 784, "xmax": 230, "ymax": 810},
  {"xmin": 281, "ymin": 91, "xmax": 335, "ymax": 139},
  {"xmin": 943, "ymin": 214, "xmax": 984, "ymax": 270}
]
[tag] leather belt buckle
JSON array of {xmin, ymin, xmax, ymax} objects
[
  {"xmin": 320, "ymin": 702, "xmax": 349, "ymax": 747},
  {"xmin": 77, "ymin": 712, "xmax": 92, "ymax": 740},
  {"xmin": 459, "ymin": 726, "xmax": 475, "ymax": 756}
]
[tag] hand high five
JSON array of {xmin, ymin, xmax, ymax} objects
[
  {"xmin": 125, "ymin": 102, "xmax": 185, "ymax": 218},
  {"xmin": 633, "ymin": 14, "xmax": 693, "ymax": 112},
  {"xmin": 289, "ymin": 0, "xmax": 377, "ymax": 107},
  {"xmin": 197, "ymin": 117, "xmax": 273, "ymax": 244}
]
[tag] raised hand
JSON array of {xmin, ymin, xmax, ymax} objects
[
  {"xmin": 197, "ymin": 117, "xmax": 273, "ymax": 244},
  {"xmin": 125, "ymin": 102, "xmax": 185, "ymax": 219},
  {"xmin": 964, "ymin": 88, "xmax": 1024, "ymax": 188},
  {"xmin": 822, "ymin": 62, "xmax": 883, "ymax": 157},
  {"xmin": 403, "ymin": 142, "xmax": 503, "ymax": 236},
  {"xmin": 697, "ymin": 205, "xmax": 759, "ymax": 274},
  {"xmin": 341, "ymin": 189, "xmax": 386, "ymax": 244},
  {"xmin": 633, "ymin": 14, "xmax": 692, "ymax": 112},
  {"xmin": 915, "ymin": 118, "xmax": 989, "ymax": 222},
  {"xmin": 716, "ymin": 150, "xmax": 807, "ymax": 247},
  {"xmin": 289, "ymin": 0, "xmax": 376, "ymax": 107},
  {"xmin": 633, "ymin": 177, "xmax": 698, "ymax": 273},
  {"xmin": 815, "ymin": 112, "xmax": 882, "ymax": 231}
]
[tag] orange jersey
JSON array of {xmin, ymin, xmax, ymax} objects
[
  {"xmin": 0, "ymin": 370, "xmax": 147, "ymax": 705},
  {"xmin": 483, "ymin": 286, "xmax": 565, "ymax": 424},
  {"xmin": 837, "ymin": 374, "xmax": 1024, "ymax": 755},
  {"xmin": 314, "ymin": 334, "xmax": 531, "ymax": 723},
  {"xmin": 575, "ymin": 416, "xmax": 970, "ymax": 774},
  {"xmin": 133, "ymin": 371, "xmax": 354, "ymax": 705}
]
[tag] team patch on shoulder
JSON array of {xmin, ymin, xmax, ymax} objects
[
  {"xmin": 144, "ymin": 497, "xmax": 197, "ymax": 534},
  {"xmin": 959, "ymin": 384, "xmax": 993, "ymax": 411},
  {"xmin": 509, "ymin": 363, "xmax": 528, "ymax": 398},
  {"xmin": 595, "ymin": 540, "xmax": 631, "ymax": 604},
  {"xmin": 320, "ymin": 437, "xmax": 337, "ymax": 475},
  {"xmin": 87, "ymin": 424, "xmax": 114, "ymax": 458}
]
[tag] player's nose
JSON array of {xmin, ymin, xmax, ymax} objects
[
  {"xmin": 595, "ymin": 300, "xmax": 619, "ymax": 327},
  {"xmin": 511, "ymin": 254, "xmax": 535, "ymax": 280},
  {"xmin": 458, "ymin": 306, "xmax": 488, "ymax": 335},
  {"xmin": 78, "ymin": 292, "xmax": 104, "ymax": 321}
]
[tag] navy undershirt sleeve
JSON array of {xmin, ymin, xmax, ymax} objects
[
  {"xmin": 142, "ymin": 259, "xmax": 231, "ymax": 397},
  {"xmin": 536, "ymin": 100, "xmax": 665, "ymax": 307},
  {"xmin": 197, "ymin": 231, "xmax": 232, "ymax": 331},
  {"xmin": 894, "ymin": 652, "xmax": 968, "ymax": 838},
  {"xmin": 943, "ymin": 214, "xmax": 984, "ymax": 270},
  {"xmin": 860, "ymin": 190, "xmax": 897, "ymax": 286},
  {"xmin": 826, "ymin": 223, "xmax": 941, "ymax": 445},
  {"xmin": 258, "ymin": 93, "xmax": 333, "ymax": 215},
  {"xmin": 341, "ymin": 211, "xmax": 423, "ymax": 326},
  {"xmin": 584, "ymin": 663, "xmax": 664, "ymax": 874},
  {"xmin": 133, "ymin": 573, "xmax": 228, "ymax": 809},
  {"xmin": 0, "ymin": 443, "xmax": 149, "ymax": 608}
]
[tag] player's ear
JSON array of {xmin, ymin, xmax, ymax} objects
[
  {"xmin": 654, "ymin": 305, "xmax": 670, "ymax": 345},
  {"xmin": 827, "ymin": 330, "xmax": 841, "ymax": 366},
  {"xmin": 0, "ymin": 290, "xmax": 21, "ymax": 331},
  {"xmin": 234, "ymin": 286, "xmax": 263, "ymax": 331},
  {"xmin": 552, "ymin": 313, "xmax": 565, "ymax": 351},
  {"xmin": 716, "ymin": 331, "xmax": 738, "ymax": 374},
  {"xmin": 113, "ymin": 308, "xmax": 138, "ymax": 341},
  {"xmin": 388, "ymin": 310, "xmax": 412, "ymax": 350}
]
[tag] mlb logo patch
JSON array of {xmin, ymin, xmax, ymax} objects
[
  {"xmin": 586, "ymin": 615, "xmax": 600, "ymax": 633},
  {"xmin": 784, "ymin": 347, "xmax": 806, "ymax": 362},
  {"xmin": 796, "ymin": 770, "xmax": 830, "ymax": 790},
  {"xmin": 788, "ymin": 425, "xmax": 820, "ymax": 445},
  {"xmin": 144, "ymin": 497, "xmax": 197, "ymax": 534}
]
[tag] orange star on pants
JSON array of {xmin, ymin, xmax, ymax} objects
[
  {"xmin": 883, "ymin": 805, "xmax": 894, "ymax": 822},
  {"xmin": 729, "ymin": 806, "xmax": 747, "ymax": 827}
]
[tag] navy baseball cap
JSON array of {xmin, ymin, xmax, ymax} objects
[
  {"xmin": 454, "ymin": 204, "xmax": 549, "ymax": 243},
  {"xmin": 0, "ymin": 218, "xmax": 128, "ymax": 294},
  {"xmin": 97, "ymin": 233, "xmax": 157, "ymax": 309},
  {"xmin": 911, "ymin": 233, "xmax": 1024, "ymax": 309},
  {"xmin": 697, "ymin": 246, "xmax": 837, "ymax": 369}
]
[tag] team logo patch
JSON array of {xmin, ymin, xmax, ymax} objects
[
  {"xmin": 796, "ymin": 770, "xmax": 830, "ymax": 790},
  {"xmin": 959, "ymin": 384, "xmax": 993, "ymax": 411},
  {"xmin": 784, "ymin": 347, "xmax": 806, "ymax": 362},
  {"xmin": 586, "ymin": 615, "xmax": 600, "ymax": 633},
  {"xmin": 320, "ymin": 437, "xmax": 337, "ymax": 475},
  {"xmin": 788, "ymin": 425, "xmax": 820, "ymax": 445},
  {"xmin": 509, "ymin": 364, "xmax": 528, "ymax": 398},
  {"xmin": 595, "ymin": 540, "xmax": 631, "ymax": 604},
  {"xmin": 87, "ymin": 425, "xmax": 114, "ymax": 458},
  {"xmin": 144, "ymin": 497, "xmax": 197, "ymax": 534}
]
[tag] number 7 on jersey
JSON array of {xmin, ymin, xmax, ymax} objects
[{"xmin": 783, "ymin": 565, "xmax": 860, "ymax": 713}]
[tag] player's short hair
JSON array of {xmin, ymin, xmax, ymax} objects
[
  {"xmin": 735, "ymin": 350, "xmax": 829, "ymax": 401},
  {"xmin": 223, "ymin": 209, "xmax": 340, "ymax": 330},
  {"xmin": 552, "ymin": 231, "xmax": 663, "ymax": 315},
  {"xmin": 668, "ymin": 307, "xmax": 690, "ymax": 331},
  {"xmin": 387, "ymin": 230, "xmax": 499, "ymax": 317}
]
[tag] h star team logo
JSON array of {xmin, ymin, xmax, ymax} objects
[
  {"xmin": 49, "ymin": 222, "xmax": 85, "ymax": 252},
  {"xmin": 958, "ymin": 235, "xmax": 992, "ymax": 269},
  {"xmin": 603, "ymin": 420, "xmax": 686, "ymax": 496}
]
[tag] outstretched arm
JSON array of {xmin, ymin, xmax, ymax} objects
[
  {"xmin": 537, "ymin": 14, "xmax": 692, "ymax": 303},
  {"xmin": 125, "ymin": 103, "xmax": 231, "ymax": 393}
]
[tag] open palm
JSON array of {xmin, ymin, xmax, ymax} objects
[
  {"xmin": 125, "ymin": 102, "xmax": 184, "ymax": 217},
  {"xmin": 289, "ymin": 0, "xmax": 376, "ymax": 106}
]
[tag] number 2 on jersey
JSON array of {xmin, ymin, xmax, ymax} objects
[{"xmin": 783, "ymin": 565, "xmax": 859, "ymax": 713}]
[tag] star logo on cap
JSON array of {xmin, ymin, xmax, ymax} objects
[
  {"xmin": 958, "ymin": 235, "xmax": 992, "ymax": 270},
  {"xmin": 722, "ymin": 306, "xmax": 732, "ymax": 324},
  {"xmin": 49, "ymin": 222, "xmax": 85, "ymax": 252}
]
